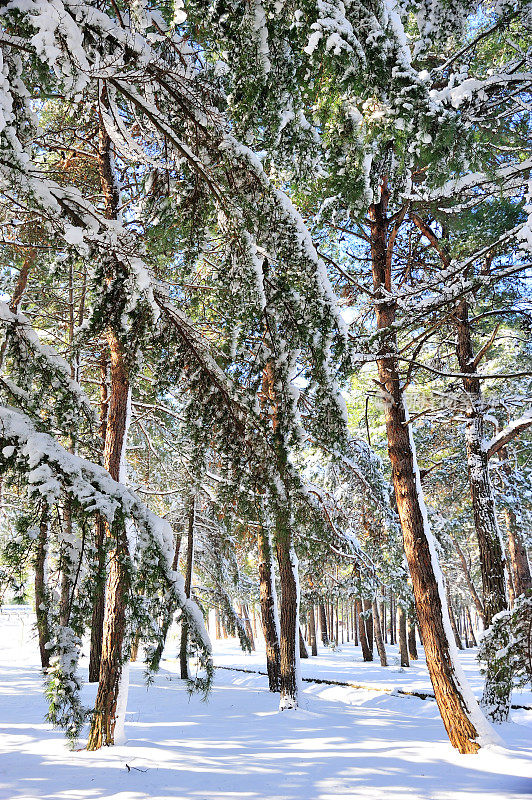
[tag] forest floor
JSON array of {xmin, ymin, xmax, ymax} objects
[{"xmin": 1, "ymin": 607, "xmax": 531, "ymax": 800}]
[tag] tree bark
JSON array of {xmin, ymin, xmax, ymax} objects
[
  {"xmin": 407, "ymin": 612, "xmax": 418, "ymax": 660},
  {"xmin": 446, "ymin": 585, "xmax": 463, "ymax": 650},
  {"xmin": 276, "ymin": 538, "xmax": 299, "ymax": 709},
  {"xmin": 89, "ymin": 352, "xmax": 109, "ymax": 683},
  {"xmin": 397, "ymin": 604, "xmax": 409, "ymax": 667},
  {"xmin": 363, "ymin": 598, "xmax": 374, "ymax": 653},
  {"xmin": 308, "ymin": 604, "xmax": 318, "ymax": 656},
  {"xmin": 299, "ymin": 627, "xmax": 309, "ymax": 658},
  {"xmin": 180, "ymin": 497, "xmax": 195, "ymax": 680},
  {"xmin": 257, "ymin": 526, "xmax": 281, "ymax": 692},
  {"xmin": 35, "ymin": 503, "xmax": 51, "ymax": 670},
  {"xmin": 241, "ymin": 603, "xmax": 256, "ymax": 651},
  {"xmin": 369, "ymin": 187, "xmax": 486, "ymax": 753},
  {"xmin": 455, "ymin": 300, "xmax": 509, "ymax": 720},
  {"xmin": 498, "ymin": 449, "xmax": 532, "ymax": 598},
  {"xmin": 319, "ymin": 601, "xmax": 329, "ymax": 646},
  {"xmin": 372, "ymin": 600, "xmax": 387, "ymax": 666},
  {"xmin": 86, "ymin": 329, "xmax": 130, "ymax": 750},
  {"xmin": 87, "ymin": 116, "xmax": 130, "ymax": 751},
  {"xmin": 357, "ymin": 599, "xmax": 373, "ymax": 661}
]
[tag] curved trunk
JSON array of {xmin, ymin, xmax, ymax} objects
[
  {"xmin": 369, "ymin": 188, "xmax": 491, "ymax": 753},
  {"xmin": 357, "ymin": 600, "xmax": 372, "ymax": 662}
]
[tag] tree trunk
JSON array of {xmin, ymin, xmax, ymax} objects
[
  {"xmin": 407, "ymin": 612, "xmax": 418, "ymax": 660},
  {"xmin": 257, "ymin": 526, "xmax": 281, "ymax": 692},
  {"xmin": 299, "ymin": 628, "xmax": 308, "ymax": 658},
  {"xmin": 446, "ymin": 585, "xmax": 463, "ymax": 650},
  {"xmin": 397, "ymin": 604, "xmax": 409, "ymax": 667},
  {"xmin": 499, "ymin": 450, "xmax": 532, "ymax": 597},
  {"xmin": 308, "ymin": 604, "xmax": 318, "ymax": 656},
  {"xmin": 449, "ymin": 532, "xmax": 486, "ymax": 625},
  {"xmin": 319, "ymin": 602, "xmax": 329, "ymax": 646},
  {"xmin": 276, "ymin": 539, "xmax": 299, "ymax": 709},
  {"xmin": 87, "ymin": 115, "xmax": 131, "ymax": 750},
  {"xmin": 241, "ymin": 603, "xmax": 256, "ymax": 651},
  {"xmin": 89, "ymin": 352, "xmax": 109, "ymax": 683},
  {"xmin": 369, "ymin": 188, "xmax": 489, "ymax": 753},
  {"xmin": 357, "ymin": 600, "xmax": 373, "ymax": 661},
  {"xmin": 89, "ymin": 515, "xmax": 107, "ymax": 682},
  {"xmin": 180, "ymin": 497, "xmax": 195, "ymax": 680},
  {"xmin": 35, "ymin": 503, "xmax": 51, "ymax": 670},
  {"xmin": 372, "ymin": 600, "xmax": 387, "ymax": 666},
  {"xmin": 389, "ymin": 590, "xmax": 395, "ymax": 644},
  {"xmin": 465, "ymin": 606, "xmax": 478, "ymax": 647},
  {"xmin": 455, "ymin": 300, "xmax": 510, "ymax": 721},
  {"xmin": 86, "ymin": 330, "xmax": 130, "ymax": 750},
  {"xmin": 363, "ymin": 598, "xmax": 373, "ymax": 653}
]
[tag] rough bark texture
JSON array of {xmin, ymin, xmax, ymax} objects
[
  {"xmin": 363, "ymin": 599, "xmax": 374, "ymax": 653},
  {"xmin": 308, "ymin": 604, "xmax": 318, "ymax": 656},
  {"xmin": 369, "ymin": 188, "xmax": 483, "ymax": 753},
  {"xmin": 257, "ymin": 526, "xmax": 281, "ymax": 692},
  {"xmin": 407, "ymin": 612, "xmax": 418, "ymax": 660},
  {"xmin": 89, "ymin": 352, "xmax": 109, "ymax": 683},
  {"xmin": 299, "ymin": 628, "xmax": 309, "ymax": 658},
  {"xmin": 319, "ymin": 602, "xmax": 329, "ymax": 646},
  {"xmin": 372, "ymin": 600, "xmax": 387, "ymax": 667},
  {"xmin": 86, "ymin": 118, "xmax": 130, "ymax": 751},
  {"xmin": 455, "ymin": 300, "xmax": 510, "ymax": 721},
  {"xmin": 397, "ymin": 604, "xmax": 409, "ymax": 667},
  {"xmin": 276, "ymin": 539, "xmax": 299, "ymax": 709},
  {"xmin": 241, "ymin": 603, "xmax": 255, "ymax": 651},
  {"xmin": 35, "ymin": 503, "xmax": 51, "ymax": 670},
  {"xmin": 89, "ymin": 515, "xmax": 108, "ymax": 682},
  {"xmin": 86, "ymin": 329, "xmax": 130, "ymax": 750},
  {"xmin": 180, "ymin": 497, "xmax": 195, "ymax": 680},
  {"xmin": 357, "ymin": 600, "xmax": 373, "ymax": 662}
]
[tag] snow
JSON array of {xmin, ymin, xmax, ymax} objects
[{"xmin": 1, "ymin": 611, "xmax": 531, "ymax": 800}]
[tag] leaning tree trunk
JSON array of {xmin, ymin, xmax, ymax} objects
[
  {"xmin": 369, "ymin": 187, "xmax": 492, "ymax": 754},
  {"xmin": 455, "ymin": 300, "xmax": 510, "ymax": 721},
  {"xmin": 35, "ymin": 502, "xmax": 51, "ymax": 671},
  {"xmin": 372, "ymin": 600, "xmax": 387, "ymax": 666},
  {"xmin": 308, "ymin": 604, "xmax": 318, "ymax": 656},
  {"xmin": 87, "ymin": 117, "xmax": 131, "ymax": 751},
  {"xmin": 180, "ymin": 496, "xmax": 195, "ymax": 681},
  {"xmin": 257, "ymin": 526, "xmax": 281, "ymax": 692},
  {"xmin": 397, "ymin": 604, "xmax": 409, "ymax": 667},
  {"xmin": 299, "ymin": 628, "xmax": 309, "ymax": 658}
]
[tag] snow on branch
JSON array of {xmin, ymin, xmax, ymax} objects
[
  {"xmin": 0, "ymin": 405, "xmax": 212, "ymax": 679},
  {"xmin": 486, "ymin": 408, "xmax": 532, "ymax": 460}
]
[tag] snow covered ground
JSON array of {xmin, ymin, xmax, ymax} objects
[{"xmin": 1, "ymin": 607, "xmax": 531, "ymax": 800}]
